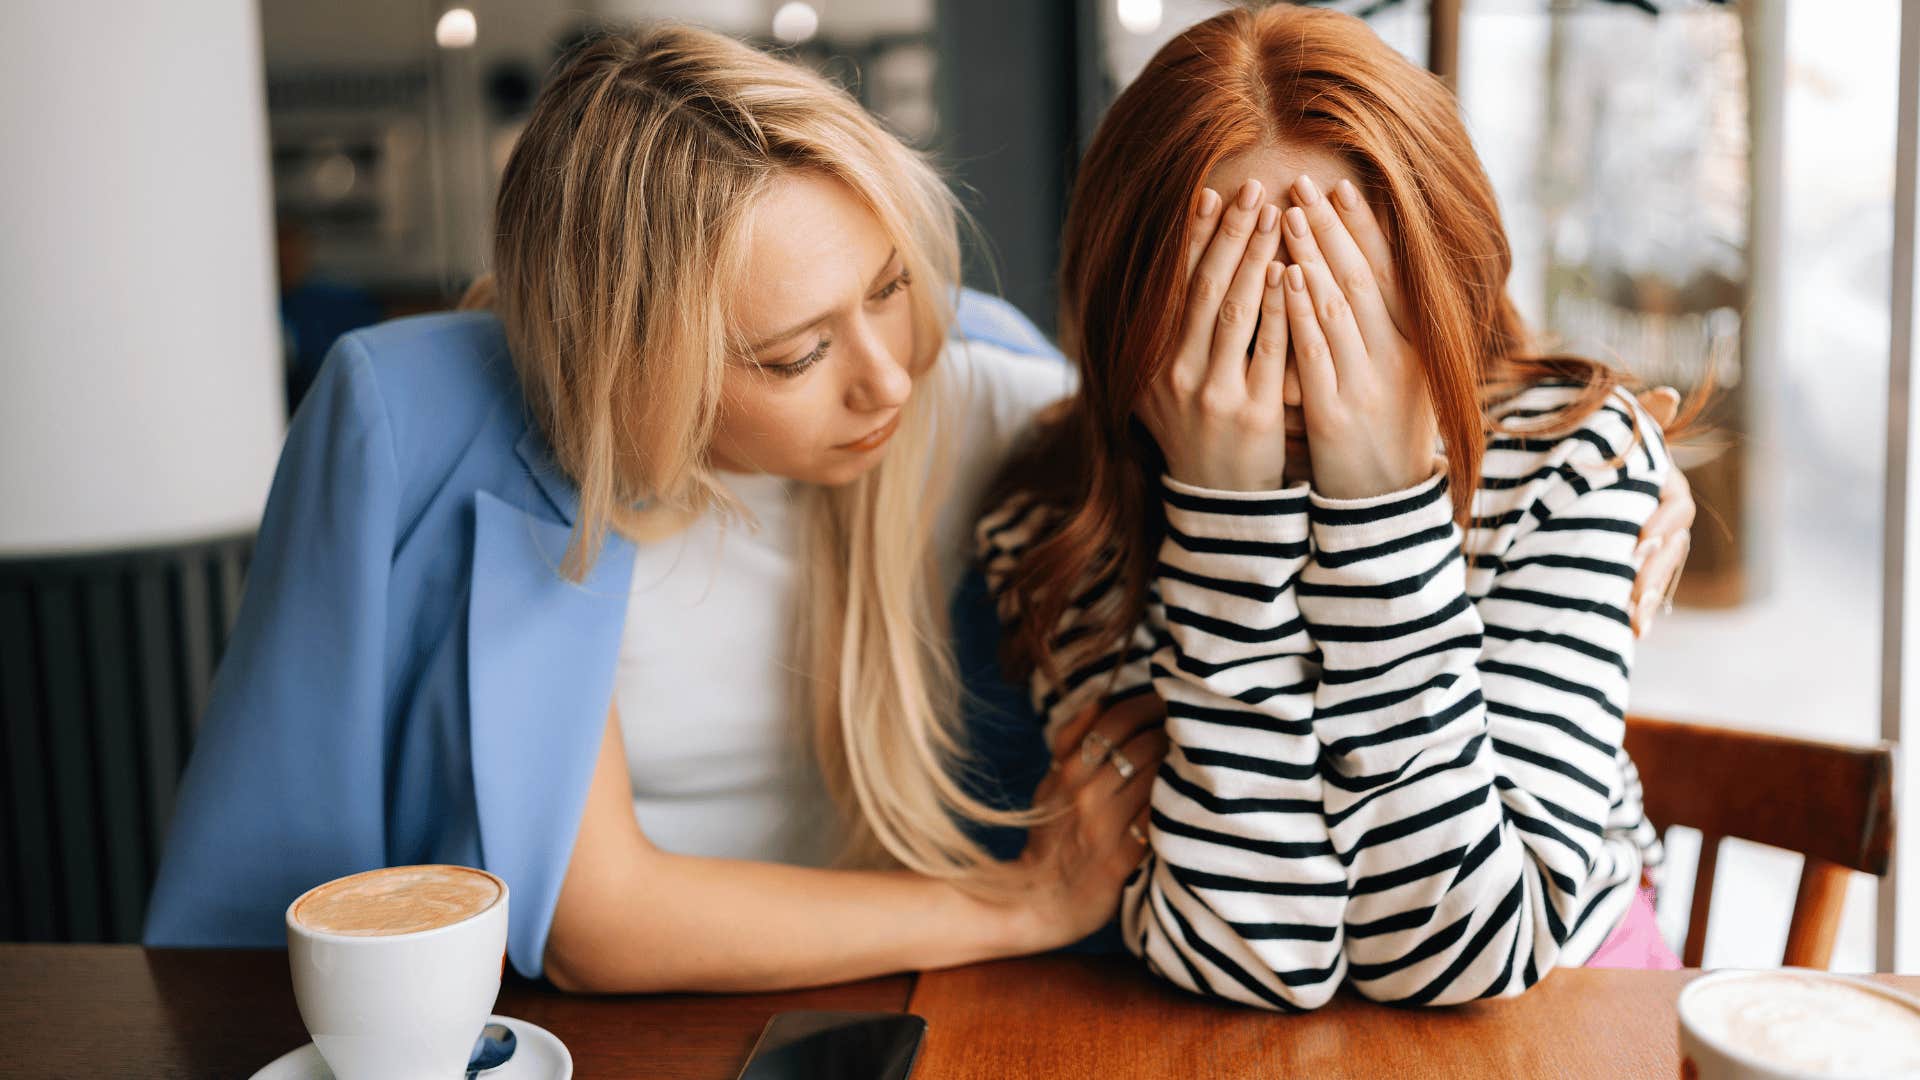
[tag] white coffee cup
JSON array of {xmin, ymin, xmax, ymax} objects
[
  {"xmin": 1678, "ymin": 969, "xmax": 1920, "ymax": 1079},
  {"xmin": 285, "ymin": 864, "xmax": 509, "ymax": 1080}
]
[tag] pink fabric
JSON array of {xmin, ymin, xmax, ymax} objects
[{"xmin": 1585, "ymin": 886, "xmax": 1681, "ymax": 970}]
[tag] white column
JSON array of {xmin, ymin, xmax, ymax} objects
[{"xmin": 0, "ymin": 0, "xmax": 284, "ymax": 556}]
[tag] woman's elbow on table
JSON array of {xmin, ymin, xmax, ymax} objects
[{"xmin": 540, "ymin": 942, "xmax": 598, "ymax": 995}]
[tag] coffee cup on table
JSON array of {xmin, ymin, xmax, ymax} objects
[
  {"xmin": 1678, "ymin": 969, "xmax": 1920, "ymax": 1079},
  {"xmin": 286, "ymin": 864, "xmax": 508, "ymax": 1080}
]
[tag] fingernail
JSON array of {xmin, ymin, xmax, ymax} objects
[
  {"xmin": 1335, "ymin": 178, "xmax": 1360, "ymax": 210},
  {"xmin": 1266, "ymin": 261, "xmax": 1283, "ymax": 288},
  {"xmin": 1197, "ymin": 188, "xmax": 1221, "ymax": 217},
  {"xmin": 1237, "ymin": 179, "xmax": 1262, "ymax": 209},
  {"xmin": 1633, "ymin": 536, "xmax": 1663, "ymax": 563},
  {"xmin": 1286, "ymin": 264, "xmax": 1306, "ymax": 292},
  {"xmin": 1295, "ymin": 174, "xmax": 1320, "ymax": 205},
  {"xmin": 1285, "ymin": 206, "xmax": 1309, "ymax": 238},
  {"xmin": 1257, "ymin": 204, "xmax": 1279, "ymax": 233}
]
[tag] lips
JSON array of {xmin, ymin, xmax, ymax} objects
[{"xmin": 839, "ymin": 412, "xmax": 902, "ymax": 452}]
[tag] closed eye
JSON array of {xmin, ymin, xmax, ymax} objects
[
  {"xmin": 762, "ymin": 338, "xmax": 830, "ymax": 378},
  {"xmin": 872, "ymin": 268, "xmax": 912, "ymax": 302}
]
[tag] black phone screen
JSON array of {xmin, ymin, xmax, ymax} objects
[{"xmin": 735, "ymin": 1009, "xmax": 928, "ymax": 1080}]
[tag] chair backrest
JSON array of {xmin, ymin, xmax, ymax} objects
[{"xmin": 1622, "ymin": 714, "xmax": 1896, "ymax": 969}]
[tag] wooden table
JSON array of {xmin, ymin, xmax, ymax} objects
[
  {"xmin": 7, "ymin": 945, "xmax": 1919, "ymax": 1078},
  {"xmin": 2, "ymin": 945, "xmax": 908, "ymax": 1078},
  {"xmin": 908, "ymin": 955, "xmax": 1916, "ymax": 1078}
]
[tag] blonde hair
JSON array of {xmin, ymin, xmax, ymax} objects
[{"xmin": 464, "ymin": 24, "xmax": 1024, "ymax": 878}]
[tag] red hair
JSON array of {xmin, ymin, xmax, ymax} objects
[{"xmin": 994, "ymin": 3, "xmax": 1699, "ymax": 686}]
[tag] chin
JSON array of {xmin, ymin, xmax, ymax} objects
[{"xmin": 816, "ymin": 460, "xmax": 882, "ymax": 487}]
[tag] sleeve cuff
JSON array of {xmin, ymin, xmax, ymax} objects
[
  {"xmin": 1161, "ymin": 475, "xmax": 1312, "ymax": 544},
  {"xmin": 1308, "ymin": 467, "xmax": 1453, "ymax": 551}
]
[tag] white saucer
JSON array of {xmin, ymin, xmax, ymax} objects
[{"xmin": 249, "ymin": 1015, "xmax": 572, "ymax": 1079}]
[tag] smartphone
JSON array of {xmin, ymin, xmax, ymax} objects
[{"xmin": 735, "ymin": 1009, "xmax": 928, "ymax": 1080}]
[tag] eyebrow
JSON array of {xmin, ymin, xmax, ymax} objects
[{"xmin": 747, "ymin": 247, "xmax": 901, "ymax": 354}]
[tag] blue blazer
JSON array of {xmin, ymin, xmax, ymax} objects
[{"xmin": 143, "ymin": 291, "xmax": 1060, "ymax": 978}]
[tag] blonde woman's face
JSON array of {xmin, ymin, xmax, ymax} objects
[{"xmin": 715, "ymin": 170, "xmax": 920, "ymax": 485}]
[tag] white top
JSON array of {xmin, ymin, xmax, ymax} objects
[
  {"xmin": 979, "ymin": 383, "xmax": 1669, "ymax": 1010},
  {"xmin": 614, "ymin": 336, "xmax": 1074, "ymax": 865}
]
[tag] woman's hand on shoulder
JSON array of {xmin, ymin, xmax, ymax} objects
[
  {"xmin": 1003, "ymin": 693, "xmax": 1167, "ymax": 951},
  {"xmin": 1629, "ymin": 386, "xmax": 1696, "ymax": 638},
  {"xmin": 1277, "ymin": 175, "xmax": 1440, "ymax": 500},
  {"xmin": 1138, "ymin": 180, "xmax": 1294, "ymax": 492}
]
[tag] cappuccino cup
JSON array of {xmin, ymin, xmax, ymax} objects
[
  {"xmin": 286, "ymin": 864, "xmax": 508, "ymax": 1080},
  {"xmin": 1678, "ymin": 969, "xmax": 1920, "ymax": 1079}
]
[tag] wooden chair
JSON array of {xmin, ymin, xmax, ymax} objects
[{"xmin": 1622, "ymin": 714, "xmax": 1896, "ymax": 969}]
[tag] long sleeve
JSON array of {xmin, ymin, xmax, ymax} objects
[
  {"xmin": 145, "ymin": 335, "xmax": 401, "ymax": 947},
  {"xmin": 1295, "ymin": 397, "xmax": 1665, "ymax": 1005},
  {"xmin": 1122, "ymin": 478, "xmax": 1347, "ymax": 1010},
  {"xmin": 977, "ymin": 479, "xmax": 1347, "ymax": 1011}
]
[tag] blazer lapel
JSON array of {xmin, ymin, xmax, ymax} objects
[{"xmin": 468, "ymin": 432, "xmax": 635, "ymax": 977}]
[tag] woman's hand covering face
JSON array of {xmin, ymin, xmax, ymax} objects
[
  {"xmin": 1136, "ymin": 179, "xmax": 1295, "ymax": 492},
  {"xmin": 1275, "ymin": 174, "xmax": 1440, "ymax": 501}
]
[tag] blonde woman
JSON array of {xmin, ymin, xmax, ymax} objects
[{"xmin": 144, "ymin": 24, "xmax": 1164, "ymax": 992}]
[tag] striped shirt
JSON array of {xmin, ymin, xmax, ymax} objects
[{"xmin": 976, "ymin": 383, "xmax": 1668, "ymax": 1009}]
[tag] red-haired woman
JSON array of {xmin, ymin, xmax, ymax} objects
[{"xmin": 979, "ymin": 4, "xmax": 1691, "ymax": 1009}]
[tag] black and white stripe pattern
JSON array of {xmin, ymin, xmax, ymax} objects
[{"xmin": 977, "ymin": 384, "xmax": 1668, "ymax": 1009}]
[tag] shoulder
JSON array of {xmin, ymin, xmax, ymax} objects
[
  {"xmin": 953, "ymin": 289, "xmax": 1061, "ymax": 358},
  {"xmin": 1474, "ymin": 382, "xmax": 1669, "ymax": 538},
  {"xmin": 1483, "ymin": 382, "xmax": 1670, "ymax": 489},
  {"xmin": 334, "ymin": 310, "xmax": 523, "ymax": 447},
  {"xmin": 941, "ymin": 289, "xmax": 1077, "ymax": 441},
  {"xmin": 304, "ymin": 310, "xmax": 536, "ymax": 523},
  {"xmin": 939, "ymin": 334, "xmax": 1075, "ymax": 443}
]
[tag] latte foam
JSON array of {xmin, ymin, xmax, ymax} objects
[
  {"xmin": 292, "ymin": 865, "xmax": 501, "ymax": 937},
  {"xmin": 1683, "ymin": 972, "xmax": 1920, "ymax": 1076}
]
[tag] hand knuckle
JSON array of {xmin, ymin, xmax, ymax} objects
[
  {"xmin": 1342, "ymin": 266, "xmax": 1374, "ymax": 295},
  {"xmin": 1304, "ymin": 342, "xmax": 1333, "ymax": 367},
  {"xmin": 1188, "ymin": 274, "xmax": 1223, "ymax": 305},
  {"xmin": 1318, "ymin": 295, "xmax": 1348, "ymax": 324},
  {"xmin": 1197, "ymin": 387, "xmax": 1239, "ymax": 417},
  {"xmin": 1217, "ymin": 298, "xmax": 1253, "ymax": 325},
  {"xmin": 1073, "ymin": 785, "xmax": 1101, "ymax": 816}
]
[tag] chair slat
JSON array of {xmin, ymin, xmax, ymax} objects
[
  {"xmin": 1683, "ymin": 835, "xmax": 1719, "ymax": 969},
  {"xmin": 1783, "ymin": 859, "xmax": 1852, "ymax": 970}
]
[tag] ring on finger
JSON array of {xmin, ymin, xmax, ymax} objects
[
  {"xmin": 1128, "ymin": 823, "xmax": 1149, "ymax": 846},
  {"xmin": 1080, "ymin": 731, "xmax": 1117, "ymax": 767},
  {"xmin": 1108, "ymin": 748, "xmax": 1137, "ymax": 781}
]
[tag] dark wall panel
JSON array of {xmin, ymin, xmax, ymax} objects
[{"xmin": 0, "ymin": 535, "xmax": 250, "ymax": 943}]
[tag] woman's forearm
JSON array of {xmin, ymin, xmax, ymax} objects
[
  {"xmin": 548, "ymin": 851, "xmax": 1039, "ymax": 994},
  {"xmin": 543, "ymin": 706, "xmax": 1048, "ymax": 994}
]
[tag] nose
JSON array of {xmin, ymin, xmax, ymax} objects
[
  {"xmin": 843, "ymin": 323, "xmax": 914, "ymax": 413},
  {"xmin": 1282, "ymin": 364, "xmax": 1303, "ymax": 407}
]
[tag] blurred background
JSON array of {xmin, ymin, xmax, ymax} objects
[{"xmin": 2, "ymin": 0, "xmax": 1915, "ymax": 975}]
